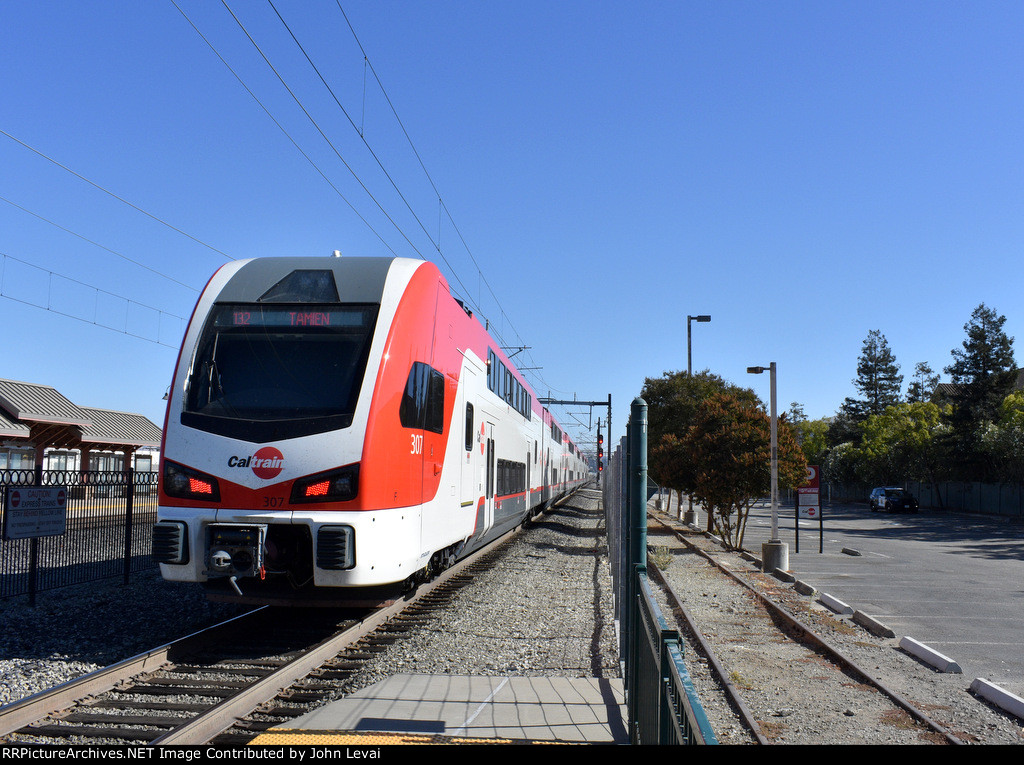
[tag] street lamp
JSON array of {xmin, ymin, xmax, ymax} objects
[
  {"xmin": 747, "ymin": 362, "xmax": 788, "ymax": 573},
  {"xmin": 687, "ymin": 315, "xmax": 711, "ymax": 375},
  {"xmin": 683, "ymin": 315, "xmax": 710, "ymax": 526}
]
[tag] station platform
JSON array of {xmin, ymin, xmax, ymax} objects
[{"xmin": 248, "ymin": 674, "xmax": 628, "ymax": 745}]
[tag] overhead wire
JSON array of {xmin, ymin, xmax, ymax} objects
[
  {"xmin": 0, "ymin": 195, "xmax": 199, "ymax": 293},
  {"xmin": 328, "ymin": 2, "xmax": 572, "ymax": 400},
  {"xmin": 217, "ymin": 0, "xmax": 434, "ymax": 266},
  {"xmin": 0, "ymin": 251, "xmax": 186, "ymax": 349},
  {"xmin": 4, "ymin": 4, "xmax": 583, "ymax": 413},
  {"xmin": 169, "ymin": 0, "xmax": 401, "ymax": 259},
  {"xmin": 0, "ymin": 129, "xmax": 235, "ymax": 264}
]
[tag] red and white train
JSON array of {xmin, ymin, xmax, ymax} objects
[{"xmin": 153, "ymin": 256, "xmax": 590, "ymax": 604}]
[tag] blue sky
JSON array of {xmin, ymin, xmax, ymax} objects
[{"xmin": 2, "ymin": 1, "xmax": 1023, "ymax": 454}]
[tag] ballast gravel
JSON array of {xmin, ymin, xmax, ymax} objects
[{"xmin": 2, "ymin": 488, "xmax": 1023, "ymax": 746}]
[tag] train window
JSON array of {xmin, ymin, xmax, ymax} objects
[
  {"xmin": 182, "ymin": 303, "xmax": 378, "ymax": 442},
  {"xmin": 400, "ymin": 362, "xmax": 445, "ymax": 434},
  {"xmin": 496, "ymin": 458, "xmax": 526, "ymax": 496},
  {"xmin": 427, "ymin": 369, "xmax": 445, "ymax": 434},
  {"xmin": 465, "ymin": 403, "xmax": 474, "ymax": 451}
]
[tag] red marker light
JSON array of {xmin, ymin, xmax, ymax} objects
[
  {"xmin": 189, "ymin": 477, "xmax": 214, "ymax": 495},
  {"xmin": 305, "ymin": 480, "xmax": 331, "ymax": 497}
]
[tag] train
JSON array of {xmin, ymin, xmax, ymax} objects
[{"xmin": 152, "ymin": 255, "xmax": 591, "ymax": 605}]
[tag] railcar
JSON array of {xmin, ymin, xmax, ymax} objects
[{"xmin": 152, "ymin": 255, "xmax": 590, "ymax": 604}]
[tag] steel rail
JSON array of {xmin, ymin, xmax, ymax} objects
[
  {"xmin": 648, "ymin": 563, "xmax": 769, "ymax": 745},
  {"xmin": 648, "ymin": 514, "xmax": 965, "ymax": 746},
  {"xmin": 0, "ymin": 607, "xmax": 267, "ymax": 738},
  {"xmin": 151, "ymin": 520, "xmax": 529, "ymax": 744},
  {"xmin": 2, "ymin": 490, "xmax": 583, "ymax": 746}
]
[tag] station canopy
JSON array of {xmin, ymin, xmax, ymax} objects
[{"xmin": 0, "ymin": 377, "xmax": 161, "ymax": 462}]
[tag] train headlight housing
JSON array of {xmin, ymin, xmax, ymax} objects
[
  {"xmin": 162, "ymin": 460, "xmax": 221, "ymax": 502},
  {"xmin": 291, "ymin": 464, "xmax": 359, "ymax": 504}
]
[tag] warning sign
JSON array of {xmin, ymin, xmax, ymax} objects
[
  {"xmin": 797, "ymin": 465, "xmax": 821, "ymax": 520},
  {"xmin": 3, "ymin": 487, "xmax": 68, "ymax": 540}
]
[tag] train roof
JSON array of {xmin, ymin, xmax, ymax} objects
[{"xmin": 214, "ymin": 257, "xmax": 398, "ymax": 304}]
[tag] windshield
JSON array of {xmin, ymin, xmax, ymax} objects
[
  {"xmin": 182, "ymin": 303, "xmax": 378, "ymax": 442},
  {"xmin": 884, "ymin": 489, "xmax": 906, "ymax": 498}
]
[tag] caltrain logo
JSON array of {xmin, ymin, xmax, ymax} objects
[{"xmin": 228, "ymin": 447, "xmax": 285, "ymax": 480}]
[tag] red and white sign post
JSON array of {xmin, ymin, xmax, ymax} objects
[{"xmin": 794, "ymin": 465, "xmax": 823, "ymax": 553}]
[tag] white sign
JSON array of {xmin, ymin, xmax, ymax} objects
[
  {"xmin": 798, "ymin": 489, "xmax": 820, "ymax": 519},
  {"xmin": 4, "ymin": 487, "xmax": 68, "ymax": 540}
]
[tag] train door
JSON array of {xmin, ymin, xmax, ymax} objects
[
  {"xmin": 526, "ymin": 449, "xmax": 531, "ymax": 514},
  {"xmin": 484, "ymin": 421, "xmax": 496, "ymax": 532},
  {"xmin": 460, "ymin": 366, "xmax": 479, "ymax": 514}
]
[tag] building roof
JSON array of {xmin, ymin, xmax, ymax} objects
[
  {"xmin": 0, "ymin": 407, "xmax": 31, "ymax": 439},
  {"xmin": 79, "ymin": 407, "xmax": 162, "ymax": 449},
  {"xmin": 0, "ymin": 377, "xmax": 161, "ymax": 453},
  {"xmin": 0, "ymin": 378, "xmax": 92, "ymax": 427}
]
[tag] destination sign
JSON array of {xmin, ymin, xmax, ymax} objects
[{"xmin": 212, "ymin": 305, "xmax": 372, "ymax": 329}]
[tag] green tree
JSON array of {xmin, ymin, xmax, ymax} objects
[
  {"xmin": 683, "ymin": 392, "xmax": 806, "ymax": 550},
  {"xmin": 978, "ymin": 391, "xmax": 1024, "ymax": 481},
  {"xmin": 641, "ymin": 369, "xmax": 758, "ymax": 522},
  {"xmin": 855, "ymin": 402, "xmax": 951, "ymax": 486},
  {"xmin": 823, "ymin": 441, "xmax": 859, "ymax": 486},
  {"xmin": 906, "ymin": 362, "xmax": 940, "ymax": 403},
  {"xmin": 945, "ymin": 303, "xmax": 1017, "ymax": 428},
  {"xmin": 840, "ymin": 330, "xmax": 903, "ymax": 425},
  {"xmin": 792, "ymin": 417, "xmax": 830, "ymax": 467}
]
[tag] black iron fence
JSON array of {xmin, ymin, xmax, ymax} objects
[
  {"xmin": 604, "ymin": 398, "xmax": 718, "ymax": 745},
  {"xmin": 0, "ymin": 468, "xmax": 158, "ymax": 602}
]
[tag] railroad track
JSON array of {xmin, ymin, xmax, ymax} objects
[
  {"xmin": 0, "ymin": 530, "xmax": 515, "ymax": 746},
  {"xmin": 646, "ymin": 513, "xmax": 964, "ymax": 746}
]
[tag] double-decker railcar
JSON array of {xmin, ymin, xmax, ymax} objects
[{"xmin": 152, "ymin": 256, "xmax": 589, "ymax": 604}]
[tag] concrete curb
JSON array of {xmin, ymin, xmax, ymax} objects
[
  {"xmin": 818, "ymin": 592, "xmax": 854, "ymax": 615},
  {"xmin": 852, "ymin": 610, "xmax": 896, "ymax": 638},
  {"xmin": 899, "ymin": 637, "xmax": 962, "ymax": 673},
  {"xmin": 970, "ymin": 678, "xmax": 1024, "ymax": 720},
  {"xmin": 793, "ymin": 579, "xmax": 816, "ymax": 597},
  {"xmin": 841, "ymin": 547, "xmax": 862, "ymax": 556}
]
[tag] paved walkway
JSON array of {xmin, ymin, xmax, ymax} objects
[{"xmin": 249, "ymin": 674, "xmax": 628, "ymax": 745}]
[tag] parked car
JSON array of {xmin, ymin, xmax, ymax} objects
[{"xmin": 869, "ymin": 487, "xmax": 919, "ymax": 513}]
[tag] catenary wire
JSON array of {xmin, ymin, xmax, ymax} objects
[
  {"xmin": 0, "ymin": 129, "xmax": 234, "ymax": 263},
  {"xmin": 169, "ymin": 0, "xmax": 401, "ymax": 259},
  {"xmin": 0, "ymin": 195, "xmax": 199, "ymax": 293}
]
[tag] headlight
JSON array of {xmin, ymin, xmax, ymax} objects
[
  {"xmin": 291, "ymin": 464, "xmax": 359, "ymax": 504},
  {"xmin": 162, "ymin": 460, "xmax": 221, "ymax": 502}
]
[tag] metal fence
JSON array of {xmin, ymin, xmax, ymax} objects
[
  {"xmin": 828, "ymin": 480, "xmax": 1024, "ymax": 519},
  {"xmin": 603, "ymin": 398, "xmax": 717, "ymax": 745},
  {"xmin": 0, "ymin": 468, "xmax": 158, "ymax": 602}
]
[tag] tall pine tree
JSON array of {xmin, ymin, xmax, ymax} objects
[
  {"xmin": 840, "ymin": 329, "xmax": 903, "ymax": 424},
  {"xmin": 906, "ymin": 361, "xmax": 940, "ymax": 403},
  {"xmin": 944, "ymin": 303, "xmax": 1016, "ymax": 431}
]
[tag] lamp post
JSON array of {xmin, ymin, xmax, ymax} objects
[
  {"xmin": 687, "ymin": 315, "xmax": 711, "ymax": 376},
  {"xmin": 684, "ymin": 315, "xmax": 711, "ymax": 525},
  {"xmin": 747, "ymin": 362, "xmax": 788, "ymax": 573}
]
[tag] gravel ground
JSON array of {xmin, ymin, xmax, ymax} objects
[
  {"xmin": 0, "ymin": 490, "xmax": 618, "ymax": 713},
  {"xmin": 0, "ymin": 574, "xmax": 247, "ymax": 708},
  {"xmin": 3, "ymin": 488, "xmax": 1022, "ymax": 746}
]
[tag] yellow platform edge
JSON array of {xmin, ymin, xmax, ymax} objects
[{"xmin": 247, "ymin": 729, "xmax": 566, "ymax": 745}]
